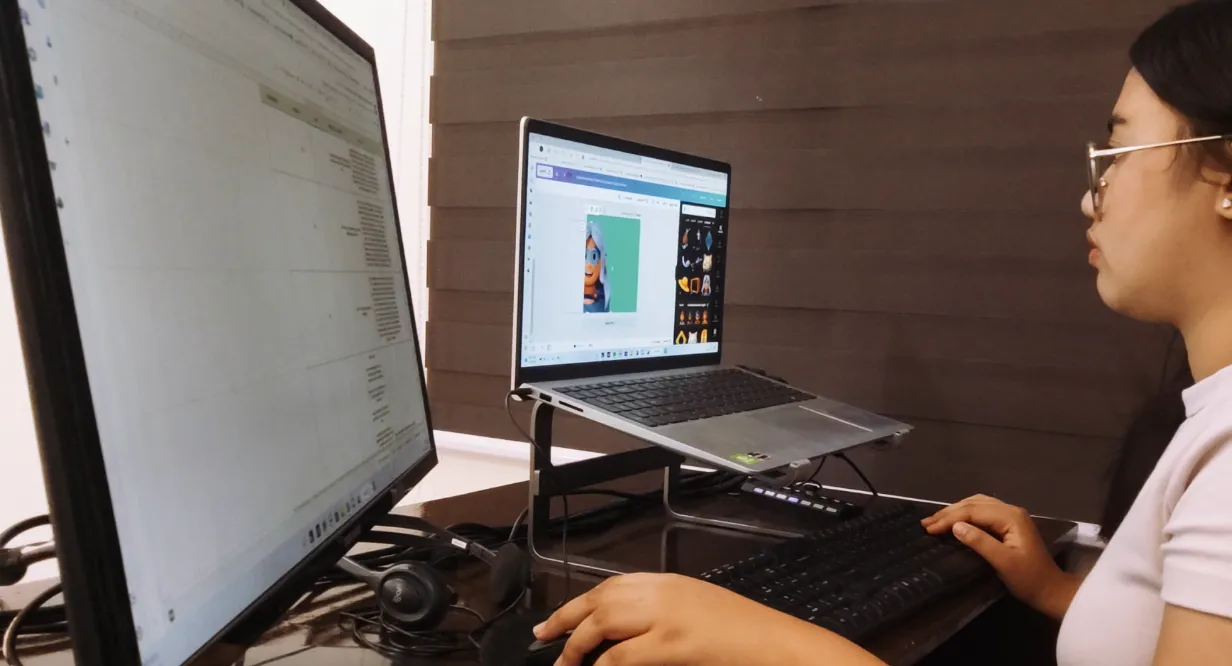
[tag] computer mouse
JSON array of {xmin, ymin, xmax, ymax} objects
[{"xmin": 526, "ymin": 634, "xmax": 617, "ymax": 666}]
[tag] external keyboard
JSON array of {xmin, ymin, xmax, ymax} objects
[
  {"xmin": 558, "ymin": 369, "xmax": 813, "ymax": 428},
  {"xmin": 697, "ymin": 503, "xmax": 993, "ymax": 642}
]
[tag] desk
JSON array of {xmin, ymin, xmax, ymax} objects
[{"xmin": 8, "ymin": 476, "xmax": 1076, "ymax": 666}]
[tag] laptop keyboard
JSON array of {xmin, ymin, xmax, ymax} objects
[{"xmin": 557, "ymin": 369, "xmax": 813, "ymax": 428}]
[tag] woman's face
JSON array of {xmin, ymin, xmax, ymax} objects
[
  {"xmin": 584, "ymin": 236, "xmax": 601, "ymax": 287},
  {"xmin": 1082, "ymin": 70, "xmax": 1232, "ymax": 324}
]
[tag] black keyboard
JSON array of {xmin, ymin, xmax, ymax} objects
[
  {"xmin": 697, "ymin": 504, "xmax": 993, "ymax": 642},
  {"xmin": 558, "ymin": 369, "xmax": 813, "ymax": 428}
]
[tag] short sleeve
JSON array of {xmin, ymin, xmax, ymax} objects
[{"xmin": 1161, "ymin": 433, "xmax": 1232, "ymax": 618}]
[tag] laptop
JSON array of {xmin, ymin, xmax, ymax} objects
[{"xmin": 511, "ymin": 118, "xmax": 911, "ymax": 474}]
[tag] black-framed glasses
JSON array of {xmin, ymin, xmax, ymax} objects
[{"xmin": 1087, "ymin": 134, "xmax": 1232, "ymax": 220}]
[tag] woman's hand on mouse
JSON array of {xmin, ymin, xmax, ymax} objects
[
  {"xmin": 922, "ymin": 494, "xmax": 1080, "ymax": 621},
  {"xmin": 534, "ymin": 572, "xmax": 888, "ymax": 666}
]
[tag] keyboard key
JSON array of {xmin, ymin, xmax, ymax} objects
[{"xmin": 559, "ymin": 369, "xmax": 813, "ymax": 422}]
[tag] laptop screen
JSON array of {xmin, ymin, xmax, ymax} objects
[{"xmin": 518, "ymin": 130, "xmax": 730, "ymax": 371}]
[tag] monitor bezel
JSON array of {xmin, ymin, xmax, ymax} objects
[
  {"xmin": 0, "ymin": 2, "xmax": 438, "ymax": 664},
  {"xmin": 512, "ymin": 118, "xmax": 733, "ymax": 388}
]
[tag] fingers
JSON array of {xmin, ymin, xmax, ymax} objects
[
  {"xmin": 922, "ymin": 497, "xmax": 1020, "ymax": 537},
  {"xmin": 536, "ymin": 589, "xmax": 599, "ymax": 640},
  {"xmin": 921, "ymin": 495, "xmax": 1000, "ymax": 523},
  {"xmin": 951, "ymin": 521, "xmax": 1013, "ymax": 570},
  {"xmin": 593, "ymin": 636, "xmax": 652, "ymax": 666},
  {"xmin": 557, "ymin": 616, "xmax": 606, "ymax": 666}
]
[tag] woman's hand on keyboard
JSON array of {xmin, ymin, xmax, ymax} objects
[
  {"xmin": 534, "ymin": 572, "xmax": 888, "ymax": 666},
  {"xmin": 922, "ymin": 495, "xmax": 1080, "ymax": 621}
]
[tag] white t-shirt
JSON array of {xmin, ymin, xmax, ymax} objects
[{"xmin": 1057, "ymin": 364, "xmax": 1232, "ymax": 665}]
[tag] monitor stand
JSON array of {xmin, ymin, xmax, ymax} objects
[{"xmin": 525, "ymin": 400, "xmax": 801, "ymax": 577}]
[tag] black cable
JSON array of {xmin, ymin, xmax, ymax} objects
[
  {"xmin": 559, "ymin": 494, "xmax": 572, "ymax": 606},
  {"xmin": 3, "ymin": 582, "xmax": 61, "ymax": 666},
  {"xmin": 507, "ymin": 508, "xmax": 529, "ymax": 544},
  {"xmin": 834, "ymin": 453, "xmax": 878, "ymax": 498},
  {"xmin": 806, "ymin": 456, "xmax": 828, "ymax": 483},
  {"xmin": 0, "ymin": 517, "xmax": 49, "ymax": 550},
  {"xmin": 467, "ymin": 587, "xmax": 528, "ymax": 651},
  {"xmin": 504, "ymin": 390, "xmax": 543, "ymax": 457},
  {"xmin": 338, "ymin": 603, "xmax": 483, "ymax": 659}
]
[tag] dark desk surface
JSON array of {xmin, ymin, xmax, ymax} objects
[{"xmin": 10, "ymin": 476, "xmax": 1077, "ymax": 666}]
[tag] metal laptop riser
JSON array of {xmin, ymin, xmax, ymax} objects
[{"xmin": 525, "ymin": 400, "xmax": 802, "ymax": 578}]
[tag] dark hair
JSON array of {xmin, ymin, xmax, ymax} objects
[
  {"xmin": 1130, "ymin": 0, "xmax": 1232, "ymax": 173},
  {"xmin": 1099, "ymin": 0, "xmax": 1232, "ymax": 541},
  {"xmin": 1100, "ymin": 338, "xmax": 1192, "ymax": 540}
]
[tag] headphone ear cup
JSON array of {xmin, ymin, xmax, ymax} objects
[
  {"xmin": 377, "ymin": 562, "xmax": 452, "ymax": 629},
  {"xmin": 488, "ymin": 543, "xmax": 532, "ymax": 608}
]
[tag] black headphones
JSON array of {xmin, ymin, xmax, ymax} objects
[{"xmin": 337, "ymin": 516, "xmax": 532, "ymax": 629}]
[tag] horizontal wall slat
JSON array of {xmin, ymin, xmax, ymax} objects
[
  {"xmin": 427, "ymin": 238, "xmax": 1117, "ymax": 323},
  {"xmin": 434, "ymin": 0, "xmax": 844, "ymax": 42},
  {"xmin": 437, "ymin": 1, "xmax": 1161, "ymax": 73},
  {"xmin": 431, "ymin": 46, "xmax": 1125, "ymax": 125},
  {"xmin": 432, "ymin": 103, "xmax": 1107, "ymax": 160},
  {"xmin": 430, "ymin": 148, "xmax": 1085, "ymax": 212},
  {"xmin": 430, "ymin": 399, "xmax": 1116, "ymax": 522}
]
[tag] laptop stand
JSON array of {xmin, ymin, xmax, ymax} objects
[{"xmin": 525, "ymin": 399, "xmax": 801, "ymax": 577}]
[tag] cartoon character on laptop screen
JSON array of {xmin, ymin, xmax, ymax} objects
[{"xmin": 583, "ymin": 221, "xmax": 609, "ymax": 313}]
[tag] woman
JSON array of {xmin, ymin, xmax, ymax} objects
[{"xmin": 535, "ymin": 2, "xmax": 1232, "ymax": 664}]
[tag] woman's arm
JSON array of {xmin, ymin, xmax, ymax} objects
[{"xmin": 1153, "ymin": 605, "xmax": 1232, "ymax": 665}]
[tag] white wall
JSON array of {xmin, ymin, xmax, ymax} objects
[
  {"xmin": 0, "ymin": 1, "xmax": 432, "ymax": 582},
  {"xmin": 0, "ymin": 232, "xmax": 51, "ymax": 578}
]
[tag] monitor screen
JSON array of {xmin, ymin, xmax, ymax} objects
[
  {"xmin": 519, "ymin": 132, "xmax": 730, "ymax": 369},
  {"xmin": 15, "ymin": 1, "xmax": 431, "ymax": 663}
]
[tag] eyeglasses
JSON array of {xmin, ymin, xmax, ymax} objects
[{"xmin": 1087, "ymin": 134, "xmax": 1232, "ymax": 220}]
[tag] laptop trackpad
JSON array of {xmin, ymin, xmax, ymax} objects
[
  {"xmin": 750, "ymin": 404, "xmax": 871, "ymax": 440},
  {"xmin": 722, "ymin": 405, "xmax": 877, "ymax": 459}
]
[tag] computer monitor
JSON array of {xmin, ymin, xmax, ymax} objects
[
  {"xmin": 513, "ymin": 119, "xmax": 732, "ymax": 386},
  {"xmin": 0, "ymin": 1, "xmax": 435, "ymax": 664}
]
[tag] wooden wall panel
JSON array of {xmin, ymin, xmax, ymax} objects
[
  {"xmin": 436, "ymin": 1, "xmax": 1161, "ymax": 74},
  {"xmin": 434, "ymin": 0, "xmax": 838, "ymax": 42},
  {"xmin": 427, "ymin": 0, "xmax": 1180, "ymax": 522},
  {"xmin": 432, "ymin": 49, "xmax": 1126, "ymax": 125}
]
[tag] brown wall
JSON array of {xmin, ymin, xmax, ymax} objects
[{"xmin": 426, "ymin": 0, "xmax": 1179, "ymax": 522}]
